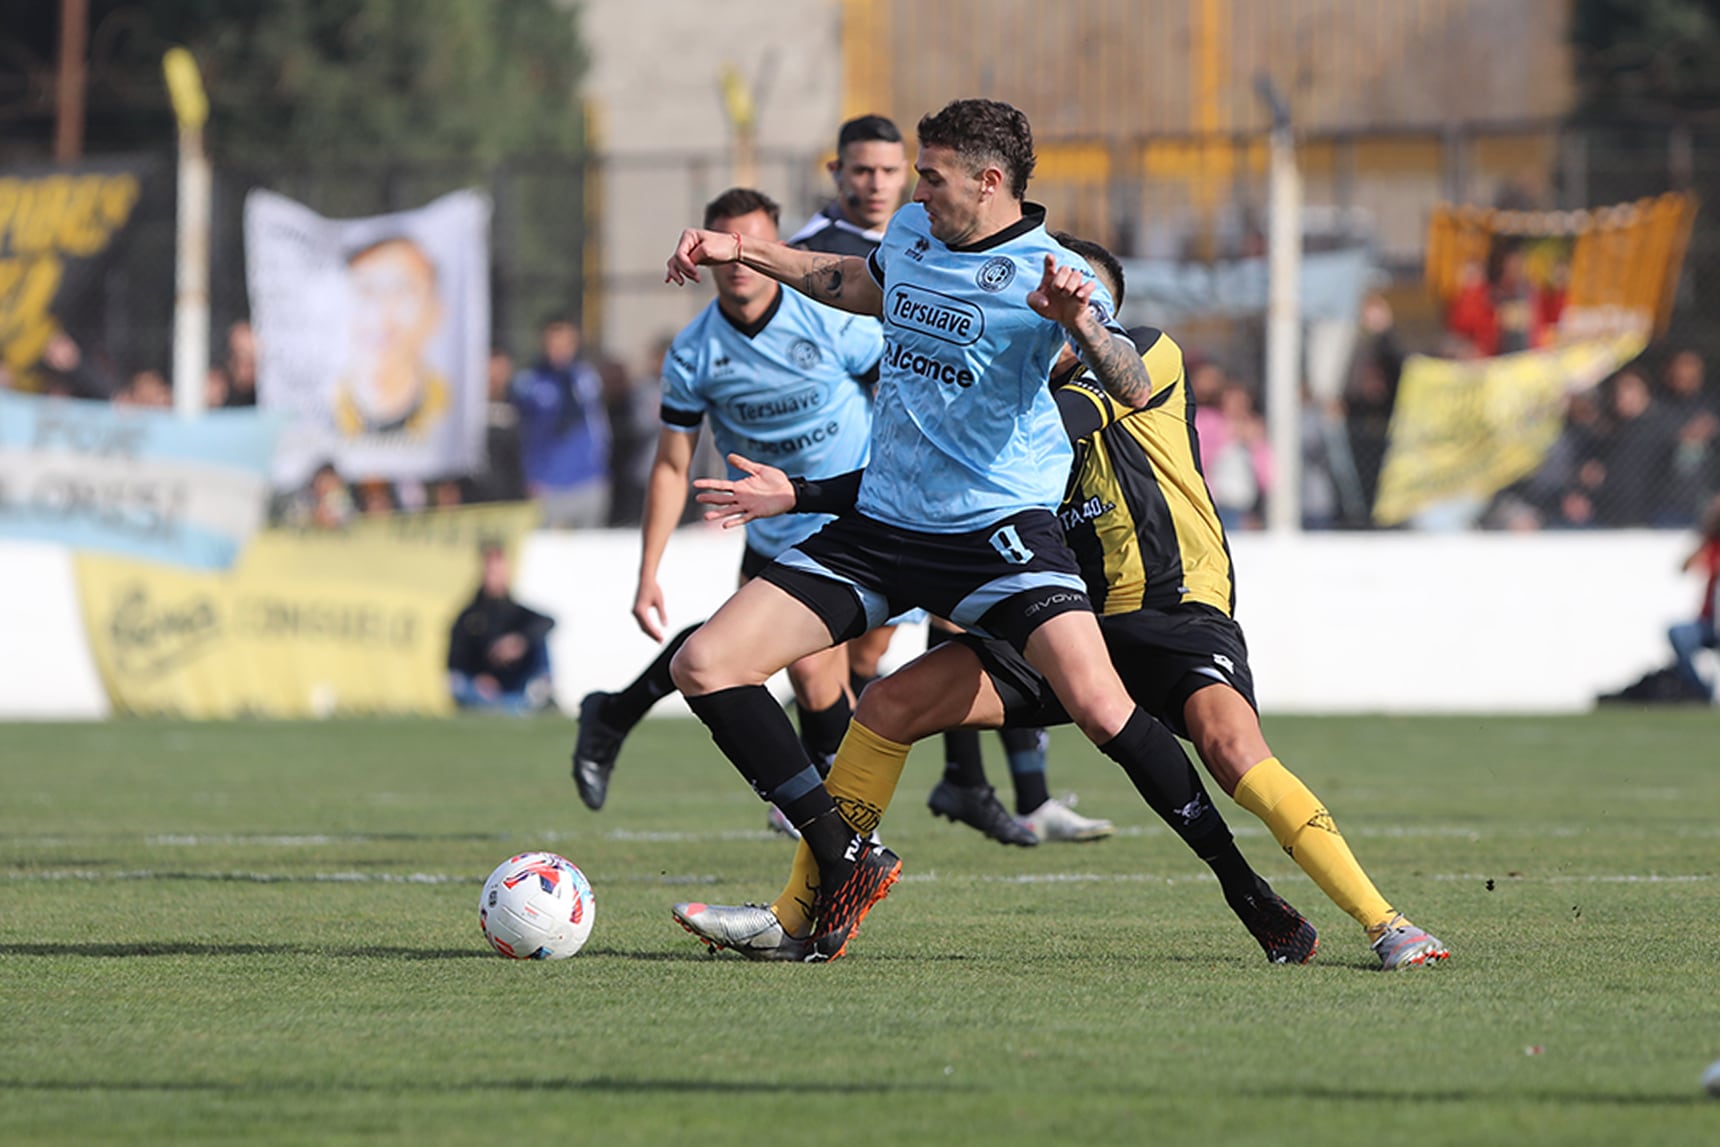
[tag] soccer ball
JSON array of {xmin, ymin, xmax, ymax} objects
[{"xmin": 478, "ymin": 851, "xmax": 596, "ymax": 960}]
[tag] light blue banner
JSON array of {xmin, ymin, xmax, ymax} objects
[{"xmin": 0, "ymin": 392, "xmax": 281, "ymax": 569}]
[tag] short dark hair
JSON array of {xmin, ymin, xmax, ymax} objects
[
  {"xmin": 1051, "ymin": 231, "xmax": 1125, "ymax": 307},
  {"xmin": 917, "ymin": 99, "xmax": 1036, "ymax": 200},
  {"xmin": 704, "ymin": 187, "xmax": 781, "ymax": 229},
  {"xmin": 837, "ymin": 114, "xmax": 902, "ymax": 153}
]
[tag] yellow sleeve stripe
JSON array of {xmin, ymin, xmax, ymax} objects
[{"xmin": 1140, "ymin": 332, "xmax": 1185, "ymax": 399}]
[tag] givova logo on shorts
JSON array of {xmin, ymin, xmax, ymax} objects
[{"xmin": 886, "ymin": 285, "xmax": 984, "ymax": 346}]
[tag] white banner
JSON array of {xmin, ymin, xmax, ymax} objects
[{"xmin": 244, "ymin": 188, "xmax": 490, "ymax": 487}]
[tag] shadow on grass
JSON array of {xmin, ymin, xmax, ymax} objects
[
  {"xmin": 0, "ymin": 1076, "xmax": 970, "ymax": 1096},
  {"xmin": 0, "ymin": 942, "xmax": 491, "ymax": 960},
  {"xmin": 0, "ymin": 1077, "xmax": 1706, "ymax": 1106},
  {"xmin": 1241, "ymin": 1084, "xmax": 1711, "ymax": 1108},
  {"xmin": 0, "ymin": 942, "xmax": 729, "ymax": 962}
]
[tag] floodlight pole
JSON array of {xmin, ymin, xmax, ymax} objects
[
  {"xmin": 1258, "ymin": 76, "xmax": 1302, "ymax": 535},
  {"xmin": 164, "ymin": 48, "xmax": 211, "ymax": 420}
]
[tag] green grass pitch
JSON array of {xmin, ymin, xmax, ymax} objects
[{"xmin": 3, "ymin": 711, "xmax": 1718, "ymax": 1145}]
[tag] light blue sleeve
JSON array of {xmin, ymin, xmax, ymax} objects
[
  {"xmin": 831, "ymin": 312, "xmax": 886, "ymax": 378},
  {"xmin": 658, "ymin": 337, "xmax": 705, "ymax": 428}
]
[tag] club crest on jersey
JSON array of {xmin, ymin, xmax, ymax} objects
[
  {"xmin": 789, "ymin": 339, "xmax": 822, "ymax": 370},
  {"xmin": 975, "ymin": 256, "xmax": 1016, "ymax": 292}
]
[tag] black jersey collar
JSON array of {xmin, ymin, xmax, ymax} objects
[
  {"xmin": 948, "ymin": 202, "xmax": 1047, "ymax": 253},
  {"xmin": 717, "ymin": 283, "xmax": 785, "ymax": 339}
]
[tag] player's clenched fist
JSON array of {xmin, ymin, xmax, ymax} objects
[
  {"xmin": 665, "ymin": 228, "xmax": 741, "ymax": 285},
  {"xmin": 1025, "ymin": 253, "xmax": 1097, "ymax": 328}
]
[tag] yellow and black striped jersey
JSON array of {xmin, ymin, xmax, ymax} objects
[{"xmin": 1052, "ymin": 328, "xmax": 1235, "ymax": 617}]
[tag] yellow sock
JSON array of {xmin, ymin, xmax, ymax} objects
[
  {"xmin": 770, "ymin": 721, "xmax": 913, "ymax": 937},
  {"xmin": 1233, "ymin": 757, "xmax": 1395, "ymax": 933},
  {"xmin": 772, "ymin": 841, "xmax": 821, "ymax": 940}
]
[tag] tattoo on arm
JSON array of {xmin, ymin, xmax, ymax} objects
[
  {"xmin": 803, "ymin": 256, "xmax": 846, "ymax": 303},
  {"xmin": 1085, "ymin": 337, "xmax": 1153, "ymax": 409}
]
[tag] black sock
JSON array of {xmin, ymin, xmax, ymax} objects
[
  {"xmin": 684, "ymin": 685, "xmax": 835, "ymax": 829},
  {"xmin": 797, "ymin": 693, "xmax": 852, "ymax": 776},
  {"xmin": 798, "ymin": 808, "xmax": 859, "ymax": 870},
  {"xmin": 1206, "ymin": 842, "xmax": 1271, "ymax": 908},
  {"xmin": 607, "ymin": 624, "xmax": 700, "ymax": 729},
  {"xmin": 940, "ymin": 729, "xmax": 988, "ymax": 788},
  {"xmin": 848, "ymin": 670, "xmax": 878, "ymax": 700},
  {"xmin": 1097, "ymin": 709, "xmax": 1252, "ymax": 898},
  {"xmin": 1000, "ymin": 726, "xmax": 1050, "ymax": 814},
  {"xmin": 927, "ymin": 624, "xmax": 990, "ymax": 788}
]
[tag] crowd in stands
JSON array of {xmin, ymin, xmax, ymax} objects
[
  {"xmin": 8, "ymin": 295, "xmax": 1716, "ymax": 534},
  {"xmin": 1482, "ymin": 349, "xmax": 1720, "ymax": 531}
]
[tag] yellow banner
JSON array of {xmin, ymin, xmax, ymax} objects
[
  {"xmin": 75, "ymin": 503, "xmax": 539, "ymax": 718},
  {"xmin": 1425, "ymin": 194, "xmax": 1696, "ymax": 337},
  {"xmin": 0, "ymin": 168, "xmax": 143, "ymax": 383},
  {"xmin": 1374, "ymin": 333, "xmax": 1647, "ymax": 527}
]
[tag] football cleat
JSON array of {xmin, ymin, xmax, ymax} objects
[
  {"xmin": 1226, "ymin": 878, "xmax": 1319, "ymax": 965},
  {"xmin": 571, "ymin": 692, "xmax": 627, "ymax": 810},
  {"xmin": 927, "ymin": 780, "xmax": 1038, "ymax": 847},
  {"xmin": 1370, "ymin": 914, "xmax": 1450, "ymax": 970},
  {"xmin": 1020, "ymin": 796, "xmax": 1114, "ymax": 842},
  {"xmin": 806, "ymin": 837, "xmax": 902, "ymax": 963},
  {"xmin": 671, "ymin": 901, "xmax": 808, "ymax": 961}
]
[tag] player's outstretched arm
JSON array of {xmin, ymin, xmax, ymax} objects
[
  {"xmin": 1027, "ymin": 254, "xmax": 1153, "ymax": 409},
  {"xmin": 694, "ymin": 454, "xmax": 797, "ymax": 528},
  {"xmin": 695, "ymin": 455, "xmax": 867, "ymax": 526},
  {"xmin": 666, "ymin": 229, "xmax": 884, "ymax": 317}
]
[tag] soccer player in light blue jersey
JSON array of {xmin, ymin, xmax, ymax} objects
[
  {"xmin": 570, "ymin": 189, "xmax": 882, "ymax": 813},
  {"xmin": 662, "ymin": 100, "xmax": 1216, "ymax": 962},
  {"xmin": 790, "ymin": 114, "xmax": 1084, "ymax": 850}
]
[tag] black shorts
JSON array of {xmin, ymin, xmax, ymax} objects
[
  {"xmin": 739, "ymin": 543, "xmax": 775, "ymax": 581},
  {"xmin": 958, "ymin": 603, "xmax": 1258, "ymax": 739},
  {"xmin": 757, "ymin": 509, "xmax": 1091, "ymax": 651}
]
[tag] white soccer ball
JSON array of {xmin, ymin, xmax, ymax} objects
[
  {"xmin": 478, "ymin": 851, "xmax": 596, "ymax": 960},
  {"xmin": 1704, "ymin": 1059, "xmax": 1720, "ymax": 1098}
]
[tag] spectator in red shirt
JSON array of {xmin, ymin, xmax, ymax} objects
[{"xmin": 1446, "ymin": 242, "xmax": 1549, "ymax": 358}]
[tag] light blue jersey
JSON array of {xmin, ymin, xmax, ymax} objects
[
  {"xmin": 661, "ymin": 288, "xmax": 883, "ymax": 557},
  {"xmin": 857, "ymin": 202, "xmax": 1127, "ymax": 532}
]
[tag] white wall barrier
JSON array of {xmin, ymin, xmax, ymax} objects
[
  {"xmin": 1, "ymin": 528, "xmax": 1703, "ymax": 719},
  {"xmin": 0, "ymin": 542, "xmax": 110, "ymax": 719}
]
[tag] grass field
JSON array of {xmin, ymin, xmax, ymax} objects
[{"xmin": 3, "ymin": 711, "xmax": 1718, "ymax": 1145}]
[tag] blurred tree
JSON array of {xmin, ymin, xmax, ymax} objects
[
  {"xmin": 0, "ymin": 0, "xmax": 588, "ymax": 163},
  {"xmin": 1572, "ymin": 0, "xmax": 1720, "ymax": 115}
]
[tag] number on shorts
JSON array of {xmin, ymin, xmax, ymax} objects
[{"xmin": 988, "ymin": 524, "xmax": 1034, "ymax": 565}]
